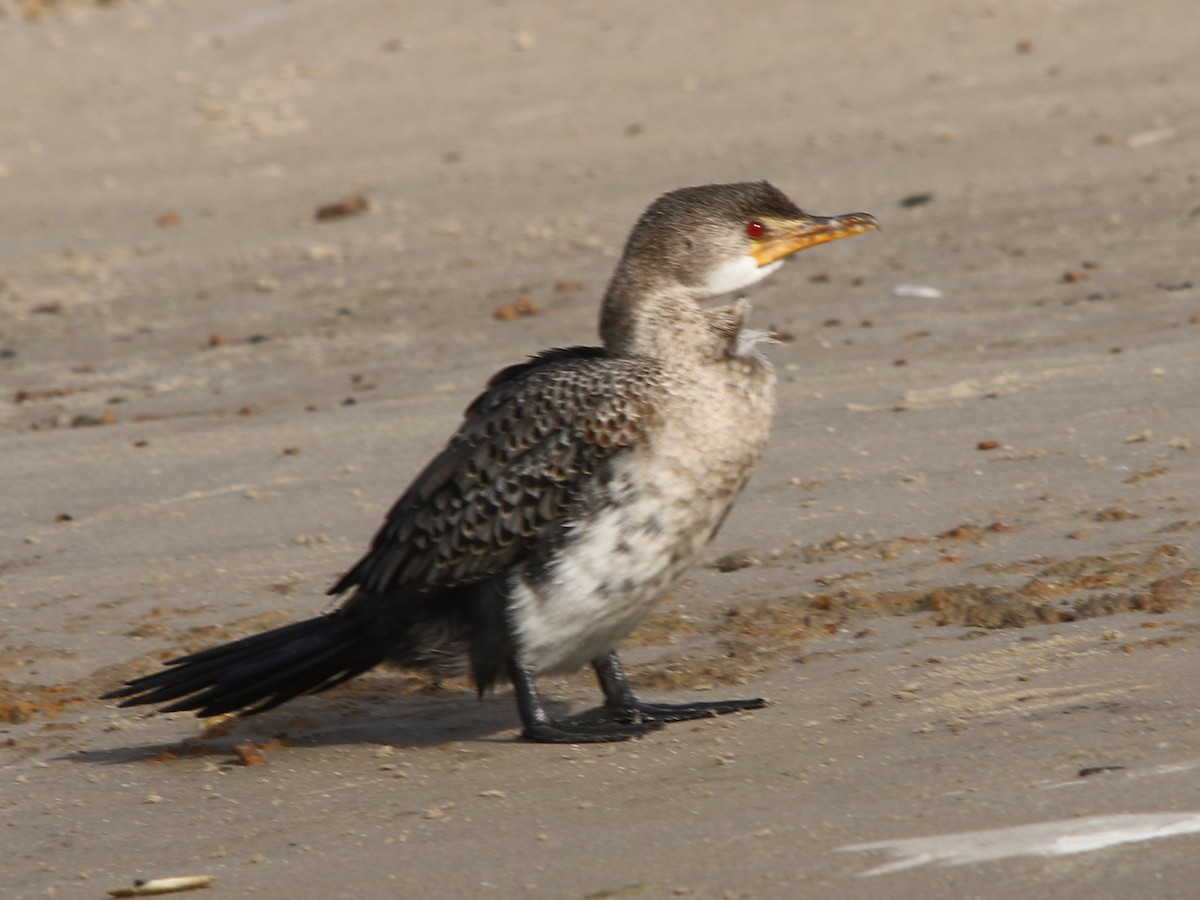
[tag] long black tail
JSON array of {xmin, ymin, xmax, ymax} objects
[{"xmin": 102, "ymin": 612, "xmax": 388, "ymax": 718}]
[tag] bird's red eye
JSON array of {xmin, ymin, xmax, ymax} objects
[{"xmin": 746, "ymin": 220, "xmax": 766, "ymax": 239}]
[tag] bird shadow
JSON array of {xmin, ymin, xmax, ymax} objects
[{"xmin": 67, "ymin": 682, "xmax": 583, "ymax": 767}]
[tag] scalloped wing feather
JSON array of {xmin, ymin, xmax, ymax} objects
[{"xmin": 328, "ymin": 348, "xmax": 662, "ymax": 598}]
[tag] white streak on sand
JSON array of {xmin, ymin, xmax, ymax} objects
[{"xmin": 841, "ymin": 812, "xmax": 1200, "ymax": 876}]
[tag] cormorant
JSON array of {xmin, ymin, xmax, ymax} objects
[{"xmin": 103, "ymin": 182, "xmax": 878, "ymax": 743}]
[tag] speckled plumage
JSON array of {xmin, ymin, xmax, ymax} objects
[
  {"xmin": 330, "ymin": 348, "xmax": 663, "ymax": 597},
  {"xmin": 104, "ymin": 182, "xmax": 877, "ymax": 742}
]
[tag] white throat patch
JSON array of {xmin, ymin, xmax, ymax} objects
[{"xmin": 702, "ymin": 256, "xmax": 783, "ymax": 297}]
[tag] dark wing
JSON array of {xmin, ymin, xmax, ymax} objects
[{"xmin": 328, "ymin": 347, "xmax": 661, "ymax": 597}]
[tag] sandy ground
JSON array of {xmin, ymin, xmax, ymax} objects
[{"xmin": 3, "ymin": 1, "xmax": 1200, "ymax": 897}]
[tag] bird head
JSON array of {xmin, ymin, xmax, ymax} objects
[{"xmin": 615, "ymin": 181, "xmax": 879, "ymax": 301}]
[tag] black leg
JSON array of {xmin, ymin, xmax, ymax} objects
[
  {"xmin": 590, "ymin": 651, "xmax": 766, "ymax": 724},
  {"xmin": 506, "ymin": 659, "xmax": 662, "ymax": 744},
  {"xmin": 593, "ymin": 650, "xmax": 638, "ymax": 707}
]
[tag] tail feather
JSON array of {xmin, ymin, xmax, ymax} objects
[
  {"xmin": 162, "ymin": 637, "xmax": 378, "ymax": 717},
  {"xmin": 102, "ymin": 612, "xmax": 387, "ymax": 718}
]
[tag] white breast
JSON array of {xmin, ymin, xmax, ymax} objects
[
  {"xmin": 508, "ymin": 462, "xmax": 718, "ymax": 674},
  {"xmin": 509, "ymin": 358, "xmax": 777, "ymax": 675}
]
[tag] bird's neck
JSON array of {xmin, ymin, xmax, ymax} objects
[{"xmin": 600, "ymin": 275, "xmax": 751, "ymax": 362}]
